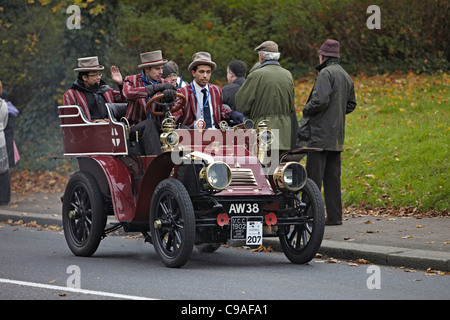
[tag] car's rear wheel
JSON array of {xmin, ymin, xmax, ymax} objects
[
  {"xmin": 279, "ymin": 178, "xmax": 325, "ymax": 264},
  {"xmin": 150, "ymin": 179, "xmax": 195, "ymax": 268},
  {"xmin": 62, "ymin": 171, "xmax": 106, "ymax": 257}
]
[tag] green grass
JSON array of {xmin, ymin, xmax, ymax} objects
[{"xmin": 339, "ymin": 72, "xmax": 449, "ymax": 214}]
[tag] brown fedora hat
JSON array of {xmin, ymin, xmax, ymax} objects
[
  {"xmin": 138, "ymin": 50, "xmax": 168, "ymax": 69},
  {"xmin": 188, "ymin": 52, "xmax": 217, "ymax": 73},
  {"xmin": 74, "ymin": 56, "xmax": 105, "ymax": 72}
]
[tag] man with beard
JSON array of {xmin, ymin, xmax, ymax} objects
[{"xmin": 63, "ymin": 56, "xmax": 124, "ymax": 123}]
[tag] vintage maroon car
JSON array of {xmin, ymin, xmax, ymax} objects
[{"xmin": 58, "ymin": 93, "xmax": 325, "ymax": 267}]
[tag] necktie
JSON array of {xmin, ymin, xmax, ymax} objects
[{"xmin": 202, "ymin": 88, "xmax": 212, "ymax": 129}]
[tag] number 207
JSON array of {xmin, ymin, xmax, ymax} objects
[{"xmin": 247, "ymin": 236, "xmax": 261, "ymax": 244}]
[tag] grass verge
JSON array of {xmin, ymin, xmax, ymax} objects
[{"xmin": 295, "ymin": 71, "xmax": 449, "ymax": 215}]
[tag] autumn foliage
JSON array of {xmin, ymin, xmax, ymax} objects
[{"xmin": 0, "ymin": 0, "xmax": 448, "ymax": 214}]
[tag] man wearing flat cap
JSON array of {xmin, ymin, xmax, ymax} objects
[
  {"xmin": 236, "ymin": 40, "xmax": 296, "ymax": 151},
  {"xmin": 298, "ymin": 39, "xmax": 357, "ymax": 226},
  {"xmin": 172, "ymin": 52, "xmax": 243, "ymax": 128},
  {"xmin": 63, "ymin": 56, "xmax": 124, "ymax": 123},
  {"xmin": 122, "ymin": 50, "xmax": 176, "ymax": 155}
]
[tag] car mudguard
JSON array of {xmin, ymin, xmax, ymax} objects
[
  {"xmin": 78, "ymin": 156, "xmax": 136, "ymax": 222},
  {"xmin": 132, "ymin": 152, "xmax": 176, "ymax": 223}
]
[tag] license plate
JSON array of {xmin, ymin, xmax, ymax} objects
[
  {"xmin": 228, "ymin": 203, "xmax": 260, "ymax": 215},
  {"xmin": 231, "ymin": 216, "xmax": 263, "ymax": 245}
]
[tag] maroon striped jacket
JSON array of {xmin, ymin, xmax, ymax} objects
[
  {"xmin": 122, "ymin": 73, "xmax": 169, "ymax": 125},
  {"xmin": 122, "ymin": 73, "xmax": 147, "ymax": 124},
  {"xmin": 63, "ymin": 85, "xmax": 123, "ymax": 121},
  {"xmin": 173, "ymin": 83, "xmax": 230, "ymax": 128}
]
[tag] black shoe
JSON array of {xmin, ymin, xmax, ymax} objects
[{"xmin": 325, "ymin": 218, "xmax": 342, "ymax": 226}]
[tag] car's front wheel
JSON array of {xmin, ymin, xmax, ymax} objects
[{"xmin": 278, "ymin": 178, "xmax": 325, "ymax": 264}]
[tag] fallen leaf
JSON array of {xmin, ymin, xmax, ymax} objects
[
  {"xmin": 356, "ymin": 259, "xmax": 370, "ymax": 264},
  {"xmin": 251, "ymin": 245, "xmax": 273, "ymax": 252},
  {"xmin": 401, "ymin": 235, "xmax": 414, "ymax": 239},
  {"xmin": 326, "ymin": 258, "xmax": 340, "ymax": 264}
]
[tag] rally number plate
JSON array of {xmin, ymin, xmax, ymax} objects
[{"xmin": 231, "ymin": 216, "xmax": 263, "ymax": 245}]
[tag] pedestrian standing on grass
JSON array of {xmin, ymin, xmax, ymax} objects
[{"xmin": 298, "ymin": 39, "xmax": 357, "ymax": 226}]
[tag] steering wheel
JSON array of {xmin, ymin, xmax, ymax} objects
[{"xmin": 145, "ymin": 92, "xmax": 186, "ymax": 117}]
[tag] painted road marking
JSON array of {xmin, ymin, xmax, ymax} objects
[{"xmin": 0, "ymin": 278, "xmax": 156, "ymax": 300}]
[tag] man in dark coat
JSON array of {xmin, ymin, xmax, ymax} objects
[
  {"xmin": 298, "ymin": 39, "xmax": 357, "ymax": 225},
  {"xmin": 222, "ymin": 60, "xmax": 247, "ymax": 112}
]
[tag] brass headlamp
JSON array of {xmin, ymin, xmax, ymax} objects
[{"xmin": 160, "ymin": 117, "xmax": 179, "ymax": 152}]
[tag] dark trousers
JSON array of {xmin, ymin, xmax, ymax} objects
[
  {"xmin": 306, "ymin": 151, "xmax": 342, "ymax": 222},
  {"xmin": 0, "ymin": 170, "xmax": 10, "ymax": 205},
  {"xmin": 130, "ymin": 118, "xmax": 162, "ymax": 155}
]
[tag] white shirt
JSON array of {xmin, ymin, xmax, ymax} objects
[{"xmin": 192, "ymin": 80, "xmax": 214, "ymax": 126}]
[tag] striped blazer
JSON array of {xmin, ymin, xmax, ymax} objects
[
  {"xmin": 122, "ymin": 73, "xmax": 148, "ymax": 124},
  {"xmin": 122, "ymin": 73, "xmax": 169, "ymax": 125},
  {"xmin": 173, "ymin": 83, "xmax": 230, "ymax": 128},
  {"xmin": 62, "ymin": 85, "xmax": 123, "ymax": 121}
]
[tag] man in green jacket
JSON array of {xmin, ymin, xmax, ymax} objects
[
  {"xmin": 298, "ymin": 39, "xmax": 357, "ymax": 225},
  {"xmin": 236, "ymin": 40, "xmax": 295, "ymax": 151}
]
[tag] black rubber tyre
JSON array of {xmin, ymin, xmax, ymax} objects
[
  {"xmin": 150, "ymin": 179, "xmax": 195, "ymax": 268},
  {"xmin": 62, "ymin": 171, "xmax": 107, "ymax": 257},
  {"xmin": 279, "ymin": 178, "xmax": 325, "ymax": 264}
]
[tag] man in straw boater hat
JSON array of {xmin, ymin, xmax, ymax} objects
[
  {"xmin": 63, "ymin": 56, "xmax": 125, "ymax": 123},
  {"xmin": 122, "ymin": 50, "xmax": 176, "ymax": 155},
  {"xmin": 298, "ymin": 39, "xmax": 356, "ymax": 226},
  {"xmin": 172, "ymin": 52, "xmax": 244, "ymax": 129}
]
